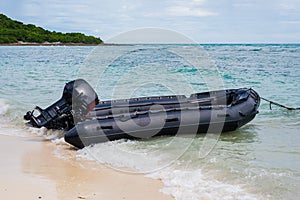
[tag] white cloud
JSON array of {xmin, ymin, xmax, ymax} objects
[
  {"xmin": 277, "ymin": 0, "xmax": 300, "ymax": 10},
  {"xmin": 107, "ymin": 28, "xmax": 195, "ymax": 44},
  {"xmin": 166, "ymin": 6, "xmax": 218, "ymax": 17},
  {"xmin": 164, "ymin": 0, "xmax": 217, "ymax": 17},
  {"xmin": 280, "ymin": 20, "xmax": 300, "ymax": 24},
  {"xmin": 231, "ymin": 0, "xmax": 259, "ymax": 7},
  {"xmin": 143, "ymin": 0, "xmax": 217, "ymax": 17},
  {"xmin": 278, "ymin": 3, "xmax": 295, "ymax": 10},
  {"xmin": 1, "ymin": 0, "xmax": 300, "ymax": 43},
  {"xmin": 232, "ymin": 3, "xmax": 253, "ymax": 8}
]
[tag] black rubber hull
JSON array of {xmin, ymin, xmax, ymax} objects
[{"xmin": 65, "ymin": 88, "xmax": 260, "ymax": 149}]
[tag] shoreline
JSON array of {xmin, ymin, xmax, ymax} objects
[
  {"xmin": 0, "ymin": 42, "xmax": 130, "ymax": 46},
  {"xmin": 0, "ymin": 134, "xmax": 173, "ymax": 200},
  {"xmin": 2, "ymin": 43, "xmax": 299, "ymax": 47}
]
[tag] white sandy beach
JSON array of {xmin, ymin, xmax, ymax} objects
[{"xmin": 0, "ymin": 134, "xmax": 173, "ymax": 200}]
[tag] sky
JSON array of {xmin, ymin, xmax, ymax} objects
[{"xmin": 1, "ymin": 0, "xmax": 300, "ymax": 43}]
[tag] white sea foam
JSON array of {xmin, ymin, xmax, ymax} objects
[
  {"xmin": 28, "ymin": 126, "xmax": 65, "ymax": 140},
  {"xmin": 77, "ymin": 137, "xmax": 199, "ymax": 173},
  {"xmin": 77, "ymin": 139, "xmax": 260, "ymax": 200},
  {"xmin": 0, "ymin": 98, "xmax": 10, "ymax": 115},
  {"xmin": 148, "ymin": 169, "xmax": 259, "ymax": 200},
  {"xmin": 0, "ymin": 99, "xmax": 29, "ymax": 137},
  {"xmin": 0, "ymin": 124, "xmax": 28, "ymax": 137},
  {"xmin": 0, "ymin": 121, "xmax": 29, "ymax": 137},
  {"xmin": 77, "ymin": 139, "xmax": 167, "ymax": 172}
]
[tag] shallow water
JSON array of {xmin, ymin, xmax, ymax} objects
[{"xmin": 0, "ymin": 44, "xmax": 299, "ymax": 200}]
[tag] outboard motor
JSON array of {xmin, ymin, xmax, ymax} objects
[{"xmin": 24, "ymin": 79, "xmax": 99, "ymax": 130}]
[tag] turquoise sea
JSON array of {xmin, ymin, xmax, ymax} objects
[{"xmin": 0, "ymin": 44, "xmax": 299, "ymax": 200}]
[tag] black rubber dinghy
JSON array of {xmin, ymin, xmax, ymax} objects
[{"xmin": 24, "ymin": 79, "xmax": 260, "ymax": 149}]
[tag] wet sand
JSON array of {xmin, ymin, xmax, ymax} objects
[{"xmin": 0, "ymin": 135, "xmax": 173, "ymax": 200}]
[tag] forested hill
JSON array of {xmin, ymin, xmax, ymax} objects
[{"xmin": 0, "ymin": 14, "xmax": 103, "ymax": 44}]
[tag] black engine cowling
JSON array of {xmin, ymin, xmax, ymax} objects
[{"xmin": 24, "ymin": 79, "xmax": 99, "ymax": 130}]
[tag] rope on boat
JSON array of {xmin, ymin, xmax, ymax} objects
[{"xmin": 261, "ymin": 97, "xmax": 300, "ymax": 110}]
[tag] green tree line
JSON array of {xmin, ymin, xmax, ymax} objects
[{"xmin": 0, "ymin": 14, "xmax": 103, "ymax": 44}]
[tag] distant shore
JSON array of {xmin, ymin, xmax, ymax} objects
[{"xmin": 0, "ymin": 41, "xmax": 129, "ymax": 46}]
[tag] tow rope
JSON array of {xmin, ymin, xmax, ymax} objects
[{"xmin": 261, "ymin": 97, "xmax": 300, "ymax": 110}]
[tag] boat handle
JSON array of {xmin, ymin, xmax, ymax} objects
[
  {"xmin": 165, "ymin": 117, "xmax": 179, "ymax": 122},
  {"xmin": 99, "ymin": 125, "xmax": 113, "ymax": 130}
]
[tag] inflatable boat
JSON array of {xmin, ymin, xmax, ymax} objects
[{"xmin": 24, "ymin": 79, "xmax": 260, "ymax": 148}]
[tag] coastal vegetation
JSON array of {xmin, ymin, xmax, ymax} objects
[{"xmin": 0, "ymin": 13, "xmax": 103, "ymax": 44}]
